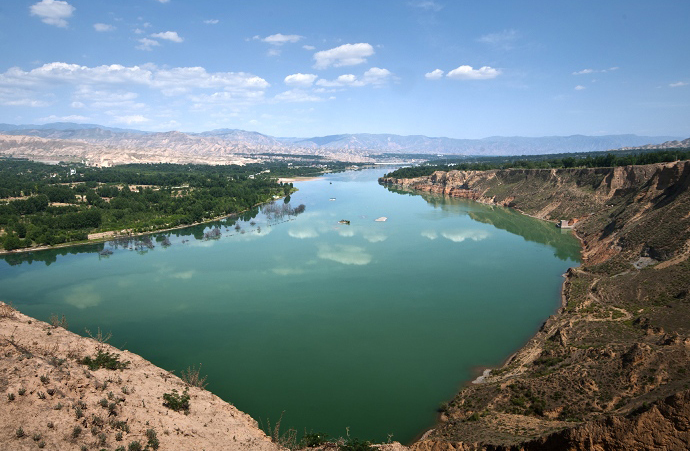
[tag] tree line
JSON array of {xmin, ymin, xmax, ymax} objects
[
  {"xmin": 384, "ymin": 148, "xmax": 690, "ymax": 179},
  {"xmin": 0, "ymin": 159, "xmax": 302, "ymax": 251}
]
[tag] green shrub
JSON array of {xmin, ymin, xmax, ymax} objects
[
  {"xmin": 146, "ymin": 429, "xmax": 160, "ymax": 450},
  {"xmin": 81, "ymin": 350, "xmax": 129, "ymax": 370},
  {"xmin": 302, "ymin": 432, "xmax": 328, "ymax": 447},
  {"xmin": 163, "ymin": 388, "xmax": 190, "ymax": 413},
  {"xmin": 339, "ymin": 437, "xmax": 374, "ymax": 451}
]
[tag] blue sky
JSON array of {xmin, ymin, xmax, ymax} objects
[{"xmin": 0, "ymin": 0, "xmax": 688, "ymax": 138}]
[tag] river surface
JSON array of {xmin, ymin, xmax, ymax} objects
[{"xmin": 0, "ymin": 168, "xmax": 581, "ymax": 444}]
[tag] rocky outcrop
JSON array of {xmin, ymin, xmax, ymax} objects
[{"xmin": 382, "ymin": 161, "xmax": 690, "ymax": 450}]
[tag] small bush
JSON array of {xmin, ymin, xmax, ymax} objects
[
  {"xmin": 7, "ymin": 393, "xmax": 15, "ymax": 401},
  {"xmin": 146, "ymin": 429, "xmax": 160, "ymax": 450},
  {"xmin": 18, "ymin": 387, "xmax": 26, "ymax": 396},
  {"xmin": 128, "ymin": 440, "xmax": 143, "ymax": 451},
  {"xmin": 163, "ymin": 388, "xmax": 190, "ymax": 413},
  {"xmin": 71, "ymin": 426, "xmax": 82, "ymax": 439},
  {"xmin": 99, "ymin": 398, "xmax": 108, "ymax": 408},
  {"xmin": 340, "ymin": 437, "xmax": 375, "ymax": 451},
  {"xmin": 38, "ymin": 440, "xmax": 46, "ymax": 448},
  {"xmin": 40, "ymin": 375, "xmax": 49, "ymax": 384},
  {"xmin": 75, "ymin": 406, "xmax": 83, "ymax": 418},
  {"xmin": 116, "ymin": 432, "xmax": 123, "ymax": 441},
  {"xmin": 49, "ymin": 313, "xmax": 69, "ymax": 329},
  {"xmin": 302, "ymin": 432, "xmax": 328, "ymax": 447},
  {"xmin": 181, "ymin": 364, "xmax": 208, "ymax": 389},
  {"xmin": 32, "ymin": 433, "xmax": 42, "ymax": 441},
  {"xmin": 15, "ymin": 427, "xmax": 25, "ymax": 438},
  {"xmin": 37, "ymin": 391, "xmax": 46, "ymax": 399},
  {"xmin": 81, "ymin": 350, "xmax": 129, "ymax": 371}
]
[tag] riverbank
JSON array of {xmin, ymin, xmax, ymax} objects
[
  {"xmin": 0, "ymin": 182, "xmax": 309, "ymax": 256},
  {"xmin": 383, "ymin": 161, "xmax": 690, "ymax": 449}
]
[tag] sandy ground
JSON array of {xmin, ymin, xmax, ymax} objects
[
  {"xmin": 0, "ymin": 302, "xmax": 280, "ymax": 450},
  {"xmin": 276, "ymin": 177, "xmax": 320, "ymax": 183}
]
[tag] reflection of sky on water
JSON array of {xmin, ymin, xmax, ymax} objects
[
  {"xmin": 317, "ymin": 244, "xmax": 373, "ymax": 266},
  {"xmin": 441, "ymin": 229, "xmax": 490, "ymax": 243},
  {"xmin": 63, "ymin": 283, "xmax": 102, "ymax": 309}
]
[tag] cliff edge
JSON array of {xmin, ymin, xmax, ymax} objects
[{"xmin": 381, "ymin": 161, "xmax": 690, "ymax": 450}]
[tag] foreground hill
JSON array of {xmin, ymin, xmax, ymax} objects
[
  {"xmin": 381, "ymin": 161, "xmax": 690, "ymax": 449},
  {"xmin": 0, "ymin": 304, "xmax": 280, "ymax": 450}
]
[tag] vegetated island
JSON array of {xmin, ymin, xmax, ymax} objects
[{"xmin": 380, "ymin": 156, "xmax": 690, "ymax": 450}]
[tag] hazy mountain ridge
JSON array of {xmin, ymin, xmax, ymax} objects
[{"xmin": 0, "ymin": 123, "xmax": 684, "ymax": 166}]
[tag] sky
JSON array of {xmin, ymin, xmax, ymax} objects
[{"xmin": 0, "ymin": 0, "xmax": 689, "ymax": 139}]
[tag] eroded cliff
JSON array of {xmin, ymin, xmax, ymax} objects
[{"xmin": 382, "ymin": 161, "xmax": 690, "ymax": 450}]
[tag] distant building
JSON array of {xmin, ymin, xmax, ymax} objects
[{"xmin": 557, "ymin": 219, "xmax": 576, "ymax": 229}]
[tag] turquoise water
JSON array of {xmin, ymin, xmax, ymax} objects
[{"xmin": 0, "ymin": 168, "xmax": 580, "ymax": 444}]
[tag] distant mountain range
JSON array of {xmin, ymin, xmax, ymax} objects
[{"xmin": 0, "ymin": 122, "xmax": 686, "ymax": 166}]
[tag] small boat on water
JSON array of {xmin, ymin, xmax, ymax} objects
[
  {"xmin": 375, "ymin": 217, "xmax": 387, "ymax": 222},
  {"xmin": 329, "ymin": 198, "xmax": 336, "ymax": 201},
  {"xmin": 338, "ymin": 219, "xmax": 350, "ymax": 225}
]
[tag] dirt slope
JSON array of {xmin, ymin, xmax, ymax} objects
[{"xmin": 0, "ymin": 304, "xmax": 280, "ymax": 450}]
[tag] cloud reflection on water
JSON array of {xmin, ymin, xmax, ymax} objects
[{"xmin": 317, "ymin": 244, "xmax": 372, "ymax": 265}]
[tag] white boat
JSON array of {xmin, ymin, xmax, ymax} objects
[{"xmin": 375, "ymin": 217, "xmax": 387, "ymax": 222}]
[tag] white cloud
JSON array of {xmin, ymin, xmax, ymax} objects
[
  {"xmin": 575, "ymin": 85, "xmax": 586, "ymax": 90},
  {"xmin": 477, "ymin": 29, "xmax": 519, "ymax": 50},
  {"xmin": 302, "ymin": 45, "xmax": 315, "ymax": 50},
  {"xmin": 260, "ymin": 33, "xmax": 303, "ymax": 45},
  {"xmin": 38, "ymin": 114, "xmax": 90, "ymax": 122},
  {"xmin": 409, "ymin": 1, "xmax": 443, "ymax": 11},
  {"xmin": 573, "ymin": 67, "xmax": 619, "ymax": 75},
  {"xmin": 151, "ymin": 31, "xmax": 183, "ymax": 43},
  {"xmin": 0, "ymin": 63, "xmax": 268, "ymax": 101},
  {"xmin": 317, "ymin": 244, "xmax": 372, "ymax": 265},
  {"xmin": 136, "ymin": 38, "xmax": 160, "ymax": 51},
  {"xmin": 1, "ymin": 98, "xmax": 52, "ymax": 107},
  {"xmin": 425, "ymin": 69, "xmax": 444, "ymax": 80},
  {"xmin": 30, "ymin": 0, "xmax": 75, "ymax": 28},
  {"xmin": 446, "ymin": 65, "xmax": 500, "ymax": 80},
  {"xmin": 70, "ymin": 101, "xmax": 84, "ymax": 108},
  {"xmin": 313, "ymin": 43, "xmax": 375, "ymax": 69},
  {"xmin": 316, "ymin": 67, "xmax": 391, "ymax": 88},
  {"xmin": 113, "ymin": 115, "xmax": 149, "ymax": 124},
  {"xmin": 284, "ymin": 73, "xmax": 318, "ymax": 87},
  {"xmin": 133, "ymin": 28, "xmax": 144, "ymax": 34},
  {"xmin": 94, "ymin": 23, "xmax": 116, "ymax": 32},
  {"xmin": 670, "ymin": 81, "xmax": 688, "ymax": 88},
  {"xmin": 274, "ymin": 89, "xmax": 325, "ymax": 103},
  {"xmin": 203, "ymin": 19, "xmax": 219, "ymax": 24},
  {"xmin": 156, "ymin": 0, "xmax": 170, "ymax": 3},
  {"xmin": 267, "ymin": 49, "xmax": 281, "ymax": 57},
  {"xmin": 441, "ymin": 230, "xmax": 489, "ymax": 243}
]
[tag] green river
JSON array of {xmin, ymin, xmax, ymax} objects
[{"xmin": 0, "ymin": 168, "xmax": 581, "ymax": 444}]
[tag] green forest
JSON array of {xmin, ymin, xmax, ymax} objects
[
  {"xmin": 384, "ymin": 148, "xmax": 690, "ymax": 179},
  {"xmin": 0, "ymin": 159, "xmax": 303, "ymax": 251}
]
